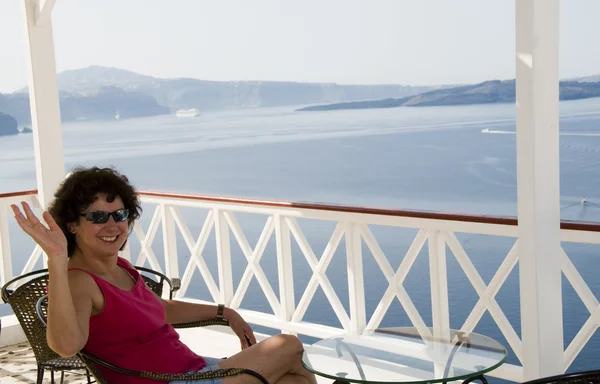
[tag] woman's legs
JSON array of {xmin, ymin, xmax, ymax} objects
[{"xmin": 217, "ymin": 334, "xmax": 317, "ymax": 384}]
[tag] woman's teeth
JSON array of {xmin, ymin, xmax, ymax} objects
[{"xmin": 100, "ymin": 236, "xmax": 118, "ymax": 242}]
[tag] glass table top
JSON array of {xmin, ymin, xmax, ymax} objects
[{"xmin": 301, "ymin": 327, "xmax": 507, "ymax": 384}]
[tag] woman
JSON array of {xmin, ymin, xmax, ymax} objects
[{"xmin": 11, "ymin": 166, "xmax": 317, "ymax": 384}]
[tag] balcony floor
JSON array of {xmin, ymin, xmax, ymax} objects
[{"xmin": 0, "ymin": 342, "xmax": 90, "ymax": 383}]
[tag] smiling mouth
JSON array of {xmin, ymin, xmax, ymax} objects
[{"xmin": 99, "ymin": 236, "xmax": 119, "ymax": 243}]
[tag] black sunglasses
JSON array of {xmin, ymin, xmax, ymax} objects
[{"xmin": 80, "ymin": 209, "xmax": 130, "ymax": 224}]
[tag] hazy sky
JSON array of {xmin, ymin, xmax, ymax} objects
[{"xmin": 1, "ymin": 0, "xmax": 599, "ymax": 93}]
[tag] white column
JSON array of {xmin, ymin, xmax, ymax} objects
[
  {"xmin": 21, "ymin": 0, "xmax": 65, "ymax": 208},
  {"xmin": 516, "ymin": 0, "xmax": 564, "ymax": 380}
]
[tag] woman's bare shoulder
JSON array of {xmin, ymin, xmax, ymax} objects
[
  {"xmin": 67, "ymin": 269, "xmax": 100, "ymax": 296},
  {"xmin": 67, "ymin": 269, "xmax": 104, "ymax": 313}
]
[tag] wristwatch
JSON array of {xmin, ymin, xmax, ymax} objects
[{"xmin": 216, "ymin": 304, "xmax": 225, "ymax": 320}]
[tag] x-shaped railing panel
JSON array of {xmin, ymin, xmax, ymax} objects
[
  {"xmin": 444, "ymin": 232, "xmax": 522, "ymax": 362},
  {"xmin": 362, "ymin": 225, "xmax": 432, "ymax": 339},
  {"xmin": 171, "ymin": 207, "xmax": 220, "ymax": 301},
  {"xmin": 227, "ymin": 213, "xmax": 281, "ymax": 316},
  {"xmin": 288, "ymin": 217, "xmax": 351, "ymax": 329}
]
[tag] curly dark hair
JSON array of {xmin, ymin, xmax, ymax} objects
[{"xmin": 48, "ymin": 166, "xmax": 142, "ymax": 257}]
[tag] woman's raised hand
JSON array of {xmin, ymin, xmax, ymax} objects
[{"xmin": 11, "ymin": 202, "xmax": 68, "ymax": 262}]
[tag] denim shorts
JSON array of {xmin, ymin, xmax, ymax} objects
[{"xmin": 169, "ymin": 357, "xmax": 224, "ymax": 384}]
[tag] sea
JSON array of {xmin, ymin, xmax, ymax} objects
[{"xmin": 1, "ymin": 98, "xmax": 600, "ymax": 379}]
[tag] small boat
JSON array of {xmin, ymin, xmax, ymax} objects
[
  {"xmin": 115, "ymin": 109, "xmax": 120, "ymax": 120},
  {"xmin": 176, "ymin": 108, "xmax": 200, "ymax": 117}
]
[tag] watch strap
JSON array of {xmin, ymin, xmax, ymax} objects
[{"xmin": 216, "ymin": 304, "xmax": 225, "ymax": 320}]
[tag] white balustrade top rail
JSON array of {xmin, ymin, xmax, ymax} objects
[{"xmin": 2, "ymin": 189, "xmax": 600, "ymax": 383}]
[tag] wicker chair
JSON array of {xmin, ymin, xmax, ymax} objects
[
  {"xmin": 1, "ymin": 269, "xmax": 92, "ymax": 384},
  {"xmin": 520, "ymin": 370, "xmax": 600, "ymax": 384},
  {"xmin": 33, "ymin": 267, "xmax": 269, "ymax": 384}
]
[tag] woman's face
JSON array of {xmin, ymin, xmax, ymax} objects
[{"xmin": 71, "ymin": 193, "xmax": 130, "ymax": 258}]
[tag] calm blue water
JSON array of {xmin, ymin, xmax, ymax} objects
[{"xmin": 1, "ymin": 99, "xmax": 600, "ymax": 378}]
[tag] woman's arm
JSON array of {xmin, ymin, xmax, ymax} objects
[
  {"xmin": 47, "ymin": 265, "xmax": 93, "ymax": 357},
  {"xmin": 10, "ymin": 202, "xmax": 92, "ymax": 357},
  {"xmin": 162, "ymin": 299, "xmax": 223, "ymax": 324},
  {"xmin": 160, "ymin": 297, "xmax": 256, "ymax": 349}
]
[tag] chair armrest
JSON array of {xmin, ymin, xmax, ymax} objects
[
  {"xmin": 172, "ymin": 317, "xmax": 229, "ymax": 329},
  {"xmin": 79, "ymin": 350, "xmax": 269, "ymax": 384}
]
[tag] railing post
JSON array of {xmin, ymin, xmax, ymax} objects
[
  {"xmin": 345, "ymin": 222, "xmax": 366, "ymax": 333},
  {"xmin": 428, "ymin": 230, "xmax": 450, "ymax": 332},
  {"xmin": 215, "ymin": 209, "xmax": 234, "ymax": 305},
  {"xmin": 516, "ymin": 0, "xmax": 564, "ymax": 379},
  {"xmin": 161, "ymin": 204, "xmax": 179, "ymax": 280},
  {"xmin": 0, "ymin": 204, "xmax": 13, "ymax": 286},
  {"xmin": 275, "ymin": 215, "xmax": 295, "ymax": 331},
  {"xmin": 428, "ymin": 230, "xmax": 450, "ymax": 376}
]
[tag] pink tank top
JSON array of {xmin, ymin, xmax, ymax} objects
[{"xmin": 70, "ymin": 257, "xmax": 206, "ymax": 383}]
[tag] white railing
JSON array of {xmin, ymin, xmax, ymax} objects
[{"xmin": 2, "ymin": 190, "xmax": 600, "ymax": 382}]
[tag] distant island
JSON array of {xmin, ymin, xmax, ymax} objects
[
  {"xmin": 0, "ymin": 112, "xmax": 18, "ymax": 136},
  {"xmin": 296, "ymin": 80, "xmax": 600, "ymax": 111}
]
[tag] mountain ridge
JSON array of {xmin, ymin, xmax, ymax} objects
[
  {"xmin": 14, "ymin": 66, "xmax": 442, "ymax": 110},
  {"xmin": 5, "ymin": 66, "xmax": 600, "ymax": 124},
  {"xmin": 4, "ymin": 66, "xmax": 443, "ymax": 124}
]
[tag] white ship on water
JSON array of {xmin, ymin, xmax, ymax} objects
[{"xmin": 175, "ymin": 108, "xmax": 200, "ymax": 117}]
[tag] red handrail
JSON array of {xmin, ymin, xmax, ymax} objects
[
  {"xmin": 139, "ymin": 191, "xmax": 600, "ymax": 232},
  {"xmin": 0, "ymin": 189, "xmax": 38, "ymax": 199},
  {"xmin": 3, "ymin": 189, "xmax": 598, "ymax": 233}
]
